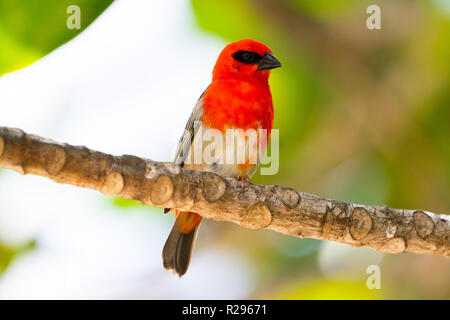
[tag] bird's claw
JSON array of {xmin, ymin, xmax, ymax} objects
[{"xmin": 234, "ymin": 175, "xmax": 251, "ymax": 189}]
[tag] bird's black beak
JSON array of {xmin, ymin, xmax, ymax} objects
[{"xmin": 257, "ymin": 51, "xmax": 282, "ymax": 70}]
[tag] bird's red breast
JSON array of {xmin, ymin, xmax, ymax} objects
[
  {"xmin": 202, "ymin": 39, "xmax": 275, "ymax": 151},
  {"xmin": 202, "ymin": 79, "xmax": 273, "ymax": 134}
]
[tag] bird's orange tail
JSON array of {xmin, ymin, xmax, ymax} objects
[{"xmin": 162, "ymin": 212, "xmax": 202, "ymax": 277}]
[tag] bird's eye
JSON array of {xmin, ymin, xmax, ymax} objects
[{"xmin": 232, "ymin": 50, "xmax": 263, "ymax": 64}]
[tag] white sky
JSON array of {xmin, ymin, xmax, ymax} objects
[{"xmin": 0, "ymin": 0, "xmax": 255, "ymax": 299}]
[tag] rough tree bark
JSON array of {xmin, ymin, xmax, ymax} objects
[{"xmin": 0, "ymin": 126, "xmax": 449, "ymax": 257}]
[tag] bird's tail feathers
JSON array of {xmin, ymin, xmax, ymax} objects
[{"xmin": 162, "ymin": 212, "xmax": 201, "ymax": 277}]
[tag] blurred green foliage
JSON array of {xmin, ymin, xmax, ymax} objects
[
  {"xmin": 0, "ymin": 240, "xmax": 35, "ymax": 276},
  {"xmin": 0, "ymin": 244, "xmax": 15, "ymax": 274},
  {"xmin": 192, "ymin": 0, "xmax": 450, "ymax": 299},
  {"xmin": 0, "ymin": 0, "xmax": 113, "ymax": 75},
  {"xmin": 112, "ymin": 197, "xmax": 145, "ymax": 208}
]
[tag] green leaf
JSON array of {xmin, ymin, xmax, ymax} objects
[
  {"xmin": 0, "ymin": 0, "xmax": 113, "ymax": 75},
  {"xmin": 0, "ymin": 240, "xmax": 35, "ymax": 275},
  {"xmin": 112, "ymin": 197, "xmax": 145, "ymax": 208}
]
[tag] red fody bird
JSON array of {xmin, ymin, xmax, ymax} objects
[{"xmin": 163, "ymin": 39, "xmax": 281, "ymax": 276}]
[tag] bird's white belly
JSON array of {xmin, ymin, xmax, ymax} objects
[{"xmin": 183, "ymin": 124, "xmax": 262, "ymax": 178}]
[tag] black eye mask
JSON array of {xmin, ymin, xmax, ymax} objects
[{"xmin": 232, "ymin": 50, "xmax": 263, "ymax": 64}]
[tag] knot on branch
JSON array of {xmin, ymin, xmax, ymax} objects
[
  {"xmin": 150, "ymin": 175, "xmax": 174, "ymax": 205},
  {"xmin": 202, "ymin": 172, "xmax": 226, "ymax": 202},
  {"xmin": 46, "ymin": 145, "xmax": 67, "ymax": 175},
  {"xmin": 101, "ymin": 171, "xmax": 124, "ymax": 195},
  {"xmin": 241, "ymin": 202, "xmax": 272, "ymax": 229},
  {"xmin": 413, "ymin": 211, "xmax": 434, "ymax": 239},
  {"xmin": 380, "ymin": 237, "xmax": 406, "ymax": 253},
  {"xmin": 349, "ymin": 207, "xmax": 373, "ymax": 240},
  {"xmin": 275, "ymin": 186, "xmax": 301, "ymax": 208}
]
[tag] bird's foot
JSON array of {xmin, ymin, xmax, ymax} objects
[{"xmin": 234, "ymin": 175, "xmax": 251, "ymax": 189}]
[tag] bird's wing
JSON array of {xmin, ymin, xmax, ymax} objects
[
  {"xmin": 173, "ymin": 87, "xmax": 208, "ymax": 167},
  {"xmin": 164, "ymin": 89, "xmax": 207, "ymax": 214}
]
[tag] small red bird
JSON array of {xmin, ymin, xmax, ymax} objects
[{"xmin": 162, "ymin": 39, "xmax": 281, "ymax": 276}]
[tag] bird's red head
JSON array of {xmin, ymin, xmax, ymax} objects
[{"xmin": 212, "ymin": 39, "xmax": 281, "ymax": 82}]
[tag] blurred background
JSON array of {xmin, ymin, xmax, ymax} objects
[{"xmin": 0, "ymin": 0, "xmax": 449, "ymax": 299}]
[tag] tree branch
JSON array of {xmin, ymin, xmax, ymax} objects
[{"xmin": 0, "ymin": 126, "xmax": 449, "ymax": 257}]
